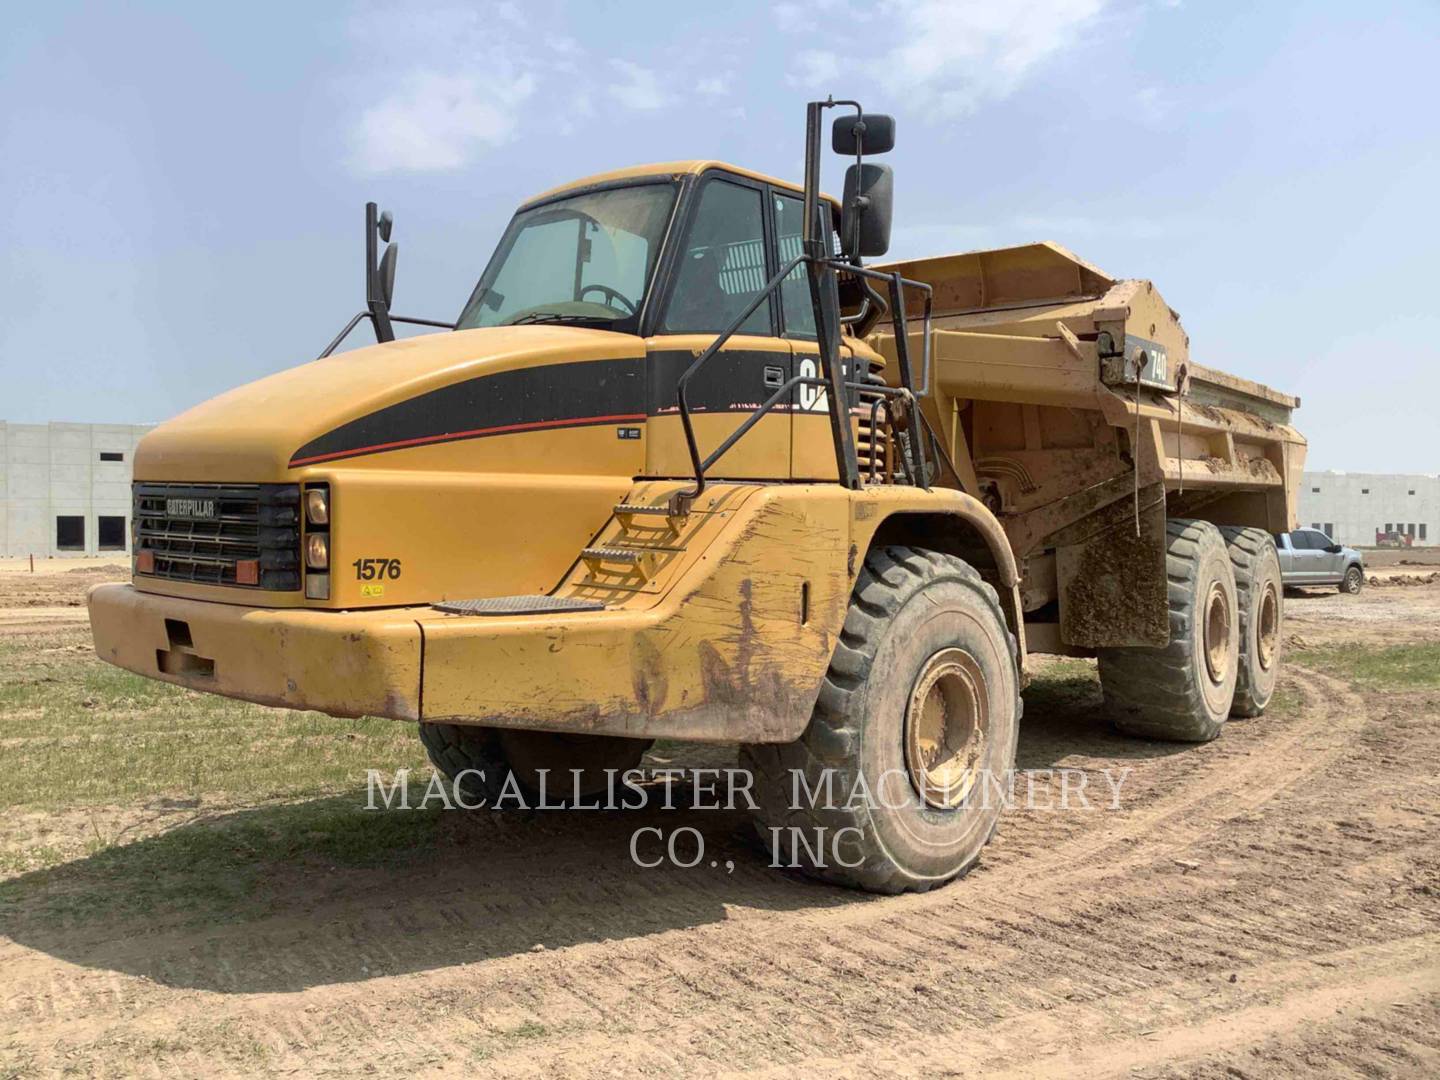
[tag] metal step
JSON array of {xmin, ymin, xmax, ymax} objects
[
  {"xmin": 581, "ymin": 546, "xmax": 646, "ymax": 563},
  {"xmin": 613, "ymin": 502, "xmax": 685, "ymax": 533},
  {"xmin": 579, "ymin": 544, "xmax": 658, "ymax": 582}
]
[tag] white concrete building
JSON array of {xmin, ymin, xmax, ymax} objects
[
  {"xmin": 1, "ymin": 422, "xmax": 153, "ymax": 558},
  {"xmin": 1298, "ymin": 471, "xmax": 1438, "ymax": 548}
]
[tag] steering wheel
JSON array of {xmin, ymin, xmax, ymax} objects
[{"xmin": 579, "ymin": 283, "xmax": 637, "ymax": 315}]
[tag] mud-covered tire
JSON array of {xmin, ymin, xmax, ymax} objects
[
  {"xmin": 1098, "ymin": 519, "xmax": 1239, "ymax": 742},
  {"xmin": 739, "ymin": 546, "xmax": 1021, "ymax": 894},
  {"xmin": 418, "ymin": 724, "xmax": 651, "ymax": 807},
  {"xmin": 1220, "ymin": 526, "xmax": 1283, "ymax": 718},
  {"xmin": 1340, "ymin": 565, "xmax": 1364, "ymax": 595}
]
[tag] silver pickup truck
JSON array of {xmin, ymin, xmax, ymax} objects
[{"xmin": 1275, "ymin": 529, "xmax": 1365, "ymax": 594}]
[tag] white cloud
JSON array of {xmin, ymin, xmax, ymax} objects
[
  {"xmin": 873, "ymin": 0, "xmax": 1108, "ymax": 116},
  {"xmin": 773, "ymin": 0, "xmax": 849, "ymax": 32},
  {"xmin": 788, "ymin": 49, "xmax": 842, "ymax": 88},
  {"xmin": 1134, "ymin": 85, "xmax": 1169, "ymax": 123},
  {"xmin": 608, "ymin": 61, "xmax": 667, "ymax": 111},
  {"xmin": 346, "ymin": 3, "xmax": 676, "ymax": 175},
  {"xmin": 775, "ymin": 0, "xmax": 1110, "ymax": 116},
  {"xmin": 696, "ymin": 74, "xmax": 731, "ymax": 97},
  {"xmin": 354, "ymin": 70, "xmax": 535, "ymax": 173}
]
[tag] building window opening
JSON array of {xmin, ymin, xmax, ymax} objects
[
  {"xmin": 98, "ymin": 516, "xmax": 126, "ymax": 550},
  {"xmin": 99, "ymin": 451, "xmax": 124, "ymax": 462},
  {"xmin": 1361, "ymin": 488, "xmax": 1370, "ymax": 494},
  {"xmin": 1325, "ymin": 523, "xmax": 1334, "ymax": 536},
  {"xmin": 56, "ymin": 516, "xmax": 85, "ymax": 551},
  {"xmin": 1421, "ymin": 524, "xmax": 1428, "ymax": 541}
]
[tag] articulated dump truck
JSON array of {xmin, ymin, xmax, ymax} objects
[{"xmin": 89, "ymin": 101, "xmax": 1304, "ymax": 893}]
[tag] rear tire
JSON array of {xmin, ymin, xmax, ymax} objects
[
  {"xmin": 418, "ymin": 724, "xmax": 651, "ymax": 807},
  {"xmin": 1220, "ymin": 526, "xmax": 1283, "ymax": 718},
  {"xmin": 1098, "ymin": 519, "xmax": 1239, "ymax": 742},
  {"xmin": 740, "ymin": 546, "xmax": 1021, "ymax": 894},
  {"xmin": 1340, "ymin": 565, "xmax": 1364, "ymax": 594}
]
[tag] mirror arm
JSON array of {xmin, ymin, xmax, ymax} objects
[
  {"xmin": 391, "ymin": 315, "xmax": 457, "ymax": 330},
  {"xmin": 317, "ymin": 311, "xmax": 372, "ymax": 360}
]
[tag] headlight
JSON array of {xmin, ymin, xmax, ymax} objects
[
  {"xmin": 305, "ymin": 488, "xmax": 329, "ymax": 526},
  {"xmin": 306, "ymin": 533, "xmax": 329, "ymax": 570}
]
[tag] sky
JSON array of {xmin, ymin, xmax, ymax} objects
[{"xmin": 2, "ymin": 0, "xmax": 1438, "ymax": 472}]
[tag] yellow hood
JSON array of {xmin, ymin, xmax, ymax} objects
[{"xmin": 135, "ymin": 326, "xmax": 642, "ymax": 481}]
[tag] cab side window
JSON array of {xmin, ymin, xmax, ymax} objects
[
  {"xmin": 774, "ymin": 194, "xmax": 816, "ymax": 337},
  {"xmin": 663, "ymin": 179, "xmax": 772, "ymax": 336}
]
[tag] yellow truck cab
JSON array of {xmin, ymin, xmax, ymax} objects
[{"xmin": 90, "ymin": 101, "xmax": 1302, "ymax": 894}]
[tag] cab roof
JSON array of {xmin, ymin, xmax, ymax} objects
[{"xmin": 522, "ymin": 160, "xmax": 836, "ymax": 208}]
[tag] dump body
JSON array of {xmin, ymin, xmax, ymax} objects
[{"xmin": 868, "ymin": 241, "xmax": 1304, "ymax": 652}]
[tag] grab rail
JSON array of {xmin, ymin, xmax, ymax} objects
[{"xmin": 668, "ymin": 252, "xmax": 934, "ymax": 513}]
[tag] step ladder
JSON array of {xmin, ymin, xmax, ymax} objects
[{"xmin": 574, "ymin": 497, "xmax": 692, "ymax": 587}]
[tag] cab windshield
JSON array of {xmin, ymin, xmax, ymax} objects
[{"xmin": 457, "ymin": 181, "xmax": 677, "ymax": 330}]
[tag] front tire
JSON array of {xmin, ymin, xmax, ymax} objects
[
  {"xmin": 1220, "ymin": 526, "xmax": 1283, "ymax": 718},
  {"xmin": 1098, "ymin": 519, "xmax": 1239, "ymax": 742},
  {"xmin": 1340, "ymin": 565, "xmax": 1364, "ymax": 594},
  {"xmin": 740, "ymin": 546, "xmax": 1021, "ymax": 894},
  {"xmin": 419, "ymin": 724, "xmax": 651, "ymax": 806}
]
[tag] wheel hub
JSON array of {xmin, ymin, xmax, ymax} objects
[
  {"xmin": 1203, "ymin": 581, "xmax": 1233, "ymax": 684},
  {"xmin": 904, "ymin": 647, "xmax": 989, "ymax": 809},
  {"xmin": 1256, "ymin": 581, "xmax": 1279, "ymax": 671}
]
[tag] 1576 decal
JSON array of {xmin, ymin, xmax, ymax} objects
[{"xmin": 352, "ymin": 557, "xmax": 402, "ymax": 581}]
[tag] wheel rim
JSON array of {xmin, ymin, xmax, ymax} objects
[
  {"xmin": 905, "ymin": 647, "xmax": 990, "ymax": 809},
  {"xmin": 1203, "ymin": 581, "xmax": 1233, "ymax": 684},
  {"xmin": 1256, "ymin": 581, "xmax": 1280, "ymax": 671},
  {"xmin": 1346, "ymin": 568, "xmax": 1361, "ymax": 592}
]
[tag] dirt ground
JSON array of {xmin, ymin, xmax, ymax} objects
[{"xmin": 1, "ymin": 559, "xmax": 1437, "ymax": 1077}]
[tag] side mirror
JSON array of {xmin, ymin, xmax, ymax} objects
[
  {"xmin": 1326, "ymin": 543, "xmax": 1343, "ymax": 554},
  {"xmin": 832, "ymin": 113, "xmax": 895, "ymax": 156},
  {"xmin": 841, "ymin": 163, "xmax": 893, "ymax": 258},
  {"xmin": 378, "ymin": 244, "xmax": 398, "ymax": 308}
]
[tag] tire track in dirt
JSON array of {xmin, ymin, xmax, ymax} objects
[
  {"xmin": 751, "ymin": 934, "xmax": 1440, "ymax": 1079},
  {"xmin": 2, "ymin": 646, "xmax": 1435, "ymax": 1075}
]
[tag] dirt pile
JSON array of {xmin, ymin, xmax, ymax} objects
[{"xmin": 1370, "ymin": 572, "xmax": 1440, "ymax": 587}]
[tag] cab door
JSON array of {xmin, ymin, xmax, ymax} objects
[
  {"xmin": 1312, "ymin": 529, "xmax": 1344, "ymax": 582},
  {"xmin": 1291, "ymin": 530, "xmax": 1328, "ymax": 583},
  {"xmin": 1275, "ymin": 533, "xmax": 1299, "ymax": 580},
  {"xmin": 643, "ymin": 174, "xmax": 793, "ymax": 481}
]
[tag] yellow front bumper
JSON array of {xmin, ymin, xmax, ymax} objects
[
  {"xmin": 86, "ymin": 579, "xmax": 832, "ymax": 741},
  {"xmin": 87, "ymin": 584, "xmax": 425, "ymax": 720}
]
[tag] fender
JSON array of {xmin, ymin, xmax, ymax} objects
[{"xmin": 846, "ymin": 486, "xmax": 1026, "ymax": 672}]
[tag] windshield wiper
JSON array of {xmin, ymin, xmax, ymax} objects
[{"xmin": 507, "ymin": 311, "xmax": 613, "ymax": 326}]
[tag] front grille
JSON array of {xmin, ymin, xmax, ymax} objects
[{"xmin": 134, "ymin": 482, "xmax": 301, "ymax": 590}]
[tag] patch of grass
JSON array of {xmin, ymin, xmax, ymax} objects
[
  {"xmin": 0, "ymin": 635, "xmax": 428, "ymax": 810},
  {"xmin": 1022, "ymin": 656, "xmax": 1101, "ymax": 712},
  {"xmin": 1265, "ymin": 685, "xmax": 1302, "ymax": 716},
  {"xmin": 1288, "ymin": 642, "xmax": 1440, "ymax": 690},
  {"xmin": 0, "ymin": 795, "xmax": 448, "ymax": 927}
]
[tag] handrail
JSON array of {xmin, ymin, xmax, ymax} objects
[
  {"xmin": 700, "ymin": 376, "xmax": 919, "ymax": 478},
  {"xmin": 672, "ymin": 255, "xmax": 806, "ymax": 507},
  {"xmin": 667, "ymin": 250, "xmax": 936, "ymax": 513}
]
